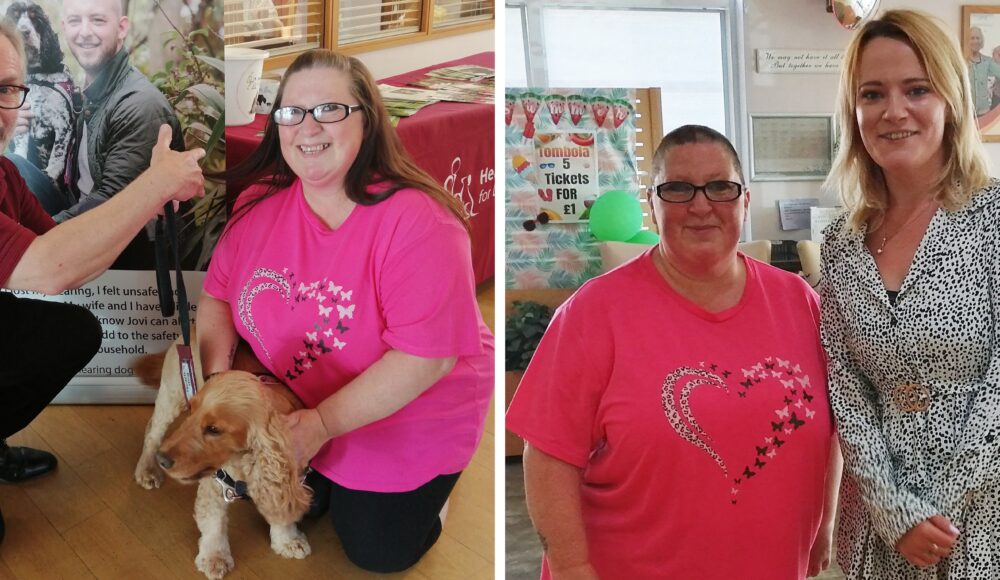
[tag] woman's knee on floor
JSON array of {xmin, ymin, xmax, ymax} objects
[{"xmin": 338, "ymin": 521, "xmax": 442, "ymax": 573}]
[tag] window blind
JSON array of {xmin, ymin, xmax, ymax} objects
[
  {"xmin": 223, "ymin": 0, "xmax": 322, "ymax": 56},
  {"xmin": 431, "ymin": 0, "xmax": 493, "ymax": 29},
  {"xmin": 338, "ymin": 0, "xmax": 422, "ymax": 46}
]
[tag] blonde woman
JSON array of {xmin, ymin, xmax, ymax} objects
[{"xmin": 822, "ymin": 9, "xmax": 1000, "ymax": 578}]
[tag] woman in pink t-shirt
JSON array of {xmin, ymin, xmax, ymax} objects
[
  {"xmin": 201, "ymin": 49, "xmax": 493, "ymax": 573},
  {"xmin": 506, "ymin": 125, "xmax": 842, "ymax": 579}
]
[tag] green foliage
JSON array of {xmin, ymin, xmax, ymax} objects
[
  {"xmin": 505, "ymin": 301, "xmax": 554, "ymax": 372},
  {"xmin": 149, "ymin": 3, "xmax": 225, "ymax": 270}
]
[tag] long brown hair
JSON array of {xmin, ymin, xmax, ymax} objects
[{"xmin": 224, "ymin": 49, "xmax": 469, "ymax": 232}]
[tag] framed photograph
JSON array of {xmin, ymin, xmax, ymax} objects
[
  {"xmin": 749, "ymin": 114, "xmax": 836, "ymax": 181},
  {"xmin": 962, "ymin": 5, "xmax": 1000, "ymax": 142}
]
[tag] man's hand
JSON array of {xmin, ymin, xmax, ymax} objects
[
  {"xmin": 14, "ymin": 99, "xmax": 32, "ymax": 137},
  {"xmin": 149, "ymin": 124, "xmax": 205, "ymax": 204},
  {"xmin": 895, "ymin": 515, "xmax": 959, "ymax": 568}
]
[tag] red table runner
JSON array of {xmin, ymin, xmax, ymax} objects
[{"xmin": 226, "ymin": 52, "xmax": 495, "ymax": 285}]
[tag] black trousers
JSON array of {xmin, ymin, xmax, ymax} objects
[
  {"xmin": 306, "ymin": 469, "xmax": 462, "ymax": 573},
  {"xmin": 0, "ymin": 292, "xmax": 102, "ymax": 438}
]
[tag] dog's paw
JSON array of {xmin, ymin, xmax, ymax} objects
[
  {"xmin": 195, "ymin": 550, "xmax": 234, "ymax": 579},
  {"xmin": 133, "ymin": 460, "xmax": 164, "ymax": 490},
  {"xmin": 272, "ymin": 533, "xmax": 311, "ymax": 559}
]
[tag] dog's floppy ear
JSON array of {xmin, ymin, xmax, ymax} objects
[
  {"xmin": 33, "ymin": 6, "xmax": 64, "ymax": 74},
  {"xmin": 245, "ymin": 408, "xmax": 312, "ymax": 524}
]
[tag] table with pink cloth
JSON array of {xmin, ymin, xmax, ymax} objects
[{"xmin": 225, "ymin": 52, "xmax": 495, "ymax": 285}]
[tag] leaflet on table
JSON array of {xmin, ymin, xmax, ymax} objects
[
  {"xmin": 378, "ymin": 84, "xmax": 439, "ymax": 102},
  {"xmin": 378, "ymin": 84, "xmax": 439, "ymax": 120},
  {"xmin": 521, "ymin": 132, "xmax": 599, "ymax": 222},
  {"xmin": 424, "ymin": 64, "xmax": 495, "ymax": 83},
  {"xmin": 408, "ymin": 78, "xmax": 495, "ymax": 104}
]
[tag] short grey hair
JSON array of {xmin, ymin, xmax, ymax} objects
[
  {"xmin": 0, "ymin": 18, "xmax": 26, "ymax": 78},
  {"xmin": 651, "ymin": 124, "xmax": 745, "ymax": 185}
]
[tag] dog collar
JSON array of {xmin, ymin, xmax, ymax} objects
[{"xmin": 214, "ymin": 469, "xmax": 251, "ymax": 503}]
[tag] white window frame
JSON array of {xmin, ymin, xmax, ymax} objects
[
  {"xmin": 504, "ymin": 0, "xmax": 747, "ymax": 176},
  {"xmin": 505, "ymin": 4, "xmax": 530, "ymax": 86}
]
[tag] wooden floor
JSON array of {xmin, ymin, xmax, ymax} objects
[{"xmin": 0, "ymin": 282, "xmax": 496, "ymax": 580}]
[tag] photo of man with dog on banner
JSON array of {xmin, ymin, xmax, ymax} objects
[{"xmin": 1, "ymin": 0, "xmax": 223, "ymax": 393}]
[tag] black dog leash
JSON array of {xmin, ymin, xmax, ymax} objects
[{"xmin": 154, "ymin": 205, "xmax": 197, "ymax": 405}]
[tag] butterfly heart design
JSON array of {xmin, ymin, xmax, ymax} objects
[
  {"xmin": 238, "ymin": 268, "xmax": 291, "ymax": 364},
  {"xmin": 237, "ymin": 268, "xmax": 355, "ymax": 379},
  {"xmin": 661, "ymin": 359, "xmax": 816, "ymax": 503},
  {"xmin": 337, "ymin": 304, "xmax": 355, "ymax": 319}
]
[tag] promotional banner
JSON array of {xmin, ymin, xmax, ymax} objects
[
  {"xmin": 531, "ymin": 132, "xmax": 598, "ymax": 221},
  {"xmin": 505, "ymin": 88, "xmax": 639, "ymax": 289},
  {"xmin": 2, "ymin": 0, "xmax": 223, "ymax": 400},
  {"xmin": 9, "ymin": 271, "xmax": 203, "ymax": 402}
]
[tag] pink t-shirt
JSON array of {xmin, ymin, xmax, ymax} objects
[
  {"xmin": 204, "ymin": 180, "xmax": 494, "ymax": 492},
  {"xmin": 506, "ymin": 249, "xmax": 832, "ymax": 580}
]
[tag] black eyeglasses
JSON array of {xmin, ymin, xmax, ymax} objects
[
  {"xmin": 654, "ymin": 180, "xmax": 744, "ymax": 203},
  {"xmin": 272, "ymin": 102, "xmax": 362, "ymax": 126},
  {"xmin": 0, "ymin": 84, "xmax": 29, "ymax": 110}
]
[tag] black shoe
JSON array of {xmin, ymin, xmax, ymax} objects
[{"xmin": 0, "ymin": 440, "xmax": 57, "ymax": 483}]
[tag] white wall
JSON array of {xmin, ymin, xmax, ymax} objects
[
  {"xmin": 744, "ymin": 0, "xmax": 1000, "ymax": 241},
  {"xmin": 351, "ymin": 29, "xmax": 494, "ymax": 78}
]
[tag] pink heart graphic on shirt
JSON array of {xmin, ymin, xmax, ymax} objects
[
  {"xmin": 660, "ymin": 358, "xmax": 816, "ymax": 504},
  {"xmin": 238, "ymin": 268, "xmax": 291, "ymax": 364},
  {"xmin": 237, "ymin": 268, "xmax": 355, "ymax": 382}
]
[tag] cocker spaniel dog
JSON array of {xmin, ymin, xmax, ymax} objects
[
  {"xmin": 134, "ymin": 334, "xmax": 312, "ymax": 579},
  {"xmin": 6, "ymin": 0, "xmax": 76, "ymax": 184}
]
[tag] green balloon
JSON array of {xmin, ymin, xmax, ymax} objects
[
  {"xmin": 625, "ymin": 230, "xmax": 659, "ymax": 245},
  {"xmin": 589, "ymin": 191, "xmax": 642, "ymax": 241}
]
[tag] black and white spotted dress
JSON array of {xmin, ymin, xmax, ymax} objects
[{"xmin": 820, "ymin": 180, "xmax": 1000, "ymax": 579}]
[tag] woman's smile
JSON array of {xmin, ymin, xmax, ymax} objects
[{"xmin": 297, "ymin": 143, "xmax": 330, "ymax": 155}]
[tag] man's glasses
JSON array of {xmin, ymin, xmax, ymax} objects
[
  {"xmin": 272, "ymin": 102, "xmax": 362, "ymax": 126},
  {"xmin": 654, "ymin": 180, "xmax": 744, "ymax": 203},
  {"xmin": 0, "ymin": 85, "xmax": 29, "ymax": 110}
]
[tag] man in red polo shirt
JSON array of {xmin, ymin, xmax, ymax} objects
[{"xmin": 0, "ymin": 19, "xmax": 205, "ymax": 544}]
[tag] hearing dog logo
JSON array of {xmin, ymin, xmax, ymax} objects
[{"xmin": 237, "ymin": 268, "xmax": 355, "ymax": 381}]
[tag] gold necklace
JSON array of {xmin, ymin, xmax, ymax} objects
[{"xmin": 874, "ymin": 199, "xmax": 936, "ymax": 255}]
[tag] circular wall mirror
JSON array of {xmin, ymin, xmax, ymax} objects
[{"xmin": 833, "ymin": 0, "xmax": 881, "ymax": 30}]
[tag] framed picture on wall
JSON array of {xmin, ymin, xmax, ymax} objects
[
  {"xmin": 749, "ymin": 114, "xmax": 836, "ymax": 181},
  {"xmin": 963, "ymin": 5, "xmax": 1000, "ymax": 142}
]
